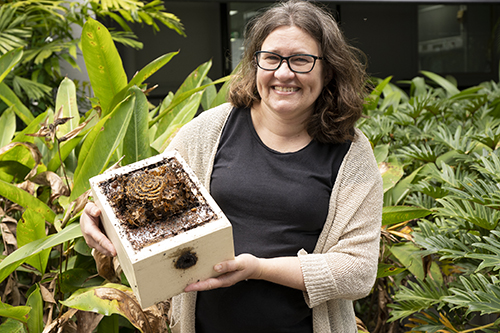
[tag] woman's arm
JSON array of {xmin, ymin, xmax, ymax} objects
[{"xmin": 184, "ymin": 254, "xmax": 306, "ymax": 292}]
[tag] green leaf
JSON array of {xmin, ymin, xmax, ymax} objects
[
  {"xmin": 60, "ymin": 268, "xmax": 99, "ymax": 294},
  {"xmin": 0, "ymin": 319, "xmax": 27, "ymax": 332},
  {"xmin": 0, "ymin": 47, "xmax": 22, "ymax": 84},
  {"xmin": 81, "ymin": 18, "xmax": 127, "ymax": 116},
  {"xmin": 26, "ymin": 285, "xmax": 43, "ymax": 333},
  {"xmin": 70, "ymin": 90, "xmax": 136, "ymax": 201},
  {"xmin": 16, "ymin": 209, "xmax": 51, "ymax": 274},
  {"xmin": 122, "ymin": 86, "xmax": 151, "ymax": 165},
  {"xmin": 377, "ymin": 263, "xmax": 406, "ymax": 278},
  {"xmin": 0, "ymin": 302, "xmax": 30, "ymax": 323},
  {"xmin": 0, "ymin": 82, "xmax": 35, "ymax": 125},
  {"xmin": 373, "ymin": 144, "xmax": 389, "ymax": 164},
  {"xmin": 390, "ymin": 242, "xmax": 425, "ymax": 280},
  {"xmin": 55, "ymin": 77, "xmax": 80, "ymax": 138},
  {"xmin": 379, "ymin": 161, "xmax": 404, "ymax": 193},
  {"xmin": 382, "ymin": 206, "xmax": 431, "ymax": 226},
  {"xmin": 390, "ymin": 166, "xmax": 424, "ymax": 205},
  {"xmin": 421, "ymin": 71, "xmax": 460, "ymax": 97},
  {"xmin": 151, "ymin": 92, "xmax": 203, "ymax": 153},
  {"xmin": 97, "ymin": 314, "xmax": 119, "ymax": 333},
  {"xmin": 0, "ymin": 106, "xmax": 16, "ymax": 148},
  {"xmin": 0, "ymin": 179, "xmax": 55, "ymax": 222},
  {"xmin": 154, "ymin": 60, "xmax": 212, "ymax": 133},
  {"xmin": 125, "ymin": 51, "xmax": 177, "ymax": 91},
  {"xmin": 0, "ymin": 223, "xmax": 82, "ymax": 284}
]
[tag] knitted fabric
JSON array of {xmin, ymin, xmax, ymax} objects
[{"xmin": 166, "ymin": 103, "xmax": 383, "ymax": 333}]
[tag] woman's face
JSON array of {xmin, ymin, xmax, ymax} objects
[{"xmin": 256, "ymin": 25, "xmax": 328, "ymax": 120}]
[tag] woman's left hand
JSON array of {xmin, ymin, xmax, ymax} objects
[
  {"xmin": 184, "ymin": 253, "xmax": 262, "ymax": 292},
  {"xmin": 184, "ymin": 254, "xmax": 306, "ymax": 292}
]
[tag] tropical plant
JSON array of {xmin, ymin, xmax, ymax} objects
[
  {"xmin": 0, "ymin": 18, "xmax": 229, "ymax": 332},
  {"xmin": 0, "ymin": 0, "xmax": 185, "ymax": 117},
  {"xmin": 356, "ymin": 72, "xmax": 500, "ymax": 332}
]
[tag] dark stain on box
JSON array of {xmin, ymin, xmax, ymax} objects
[{"xmin": 173, "ymin": 248, "xmax": 198, "ymax": 269}]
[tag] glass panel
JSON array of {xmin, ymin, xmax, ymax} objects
[
  {"xmin": 228, "ymin": 2, "xmax": 274, "ymax": 70},
  {"xmin": 418, "ymin": 4, "xmax": 493, "ymax": 74}
]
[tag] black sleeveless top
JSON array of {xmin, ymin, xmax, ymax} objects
[{"xmin": 195, "ymin": 107, "xmax": 351, "ymax": 333}]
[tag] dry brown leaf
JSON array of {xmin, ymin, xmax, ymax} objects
[
  {"xmin": 93, "ymin": 287, "xmax": 152, "ymax": 332},
  {"xmin": 58, "ymin": 116, "xmax": 95, "ymax": 143},
  {"xmin": 32, "ymin": 171, "xmax": 70, "ymax": 203},
  {"xmin": 92, "ymin": 249, "xmax": 121, "ymax": 283},
  {"xmin": 2, "ymin": 275, "xmax": 21, "ymax": 305},
  {"xmin": 42, "ymin": 308, "xmax": 78, "ymax": 333},
  {"xmin": 40, "ymin": 284, "xmax": 56, "ymax": 304},
  {"xmin": 1, "ymin": 221, "xmax": 18, "ymax": 254},
  {"xmin": 16, "ymin": 180, "xmax": 36, "ymax": 195},
  {"xmin": 75, "ymin": 311, "xmax": 104, "ymax": 333}
]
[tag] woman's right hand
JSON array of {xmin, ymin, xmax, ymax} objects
[{"xmin": 81, "ymin": 202, "xmax": 117, "ymax": 257}]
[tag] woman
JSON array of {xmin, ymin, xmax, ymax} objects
[{"xmin": 81, "ymin": 1, "xmax": 383, "ymax": 332}]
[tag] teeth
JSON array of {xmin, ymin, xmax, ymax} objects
[{"xmin": 274, "ymin": 86, "xmax": 298, "ymax": 92}]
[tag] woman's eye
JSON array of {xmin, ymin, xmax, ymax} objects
[
  {"xmin": 291, "ymin": 57, "xmax": 311, "ymax": 64},
  {"xmin": 264, "ymin": 55, "xmax": 281, "ymax": 62}
]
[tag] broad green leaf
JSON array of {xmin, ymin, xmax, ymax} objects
[
  {"xmin": 46, "ymin": 134, "xmax": 85, "ymax": 172},
  {"xmin": 365, "ymin": 76, "xmax": 392, "ymax": 111},
  {"xmin": 0, "ymin": 302, "xmax": 30, "ymax": 323},
  {"xmin": 0, "ymin": 106, "xmax": 16, "ymax": 148},
  {"xmin": 421, "ymin": 71, "xmax": 460, "ymax": 97},
  {"xmin": 150, "ymin": 74, "xmax": 231, "ymax": 128},
  {"xmin": 152, "ymin": 92, "xmax": 203, "ymax": 153},
  {"xmin": 390, "ymin": 166, "xmax": 424, "ymax": 205},
  {"xmin": 26, "ymin": 285, "xmax": 43, "ymax": 333},
  {"xmin": 0, "ymin": 82, "xmax": 35, "ymax": 125},
  {"xmin": 378, "ymin": 161, "xmax": 404, "ymax": 193},
  {"xmin": 0, "ymin": 223, "xmax": 82, "ymax": 284},
  {"xmin": 390, "ymin": 242, "xmax": 425, "ymax": 280},
  {"xmin": 12, "ymin": 111, "xmax": 49, "ymax": 144},
  {"xmin": 60, "ymin": 268, "xmax": 101, "ymax": 294},
  {"xmin": 0, "ymin": 179, "xmax": 55, "ymax": 222},
  {"xmin": 210, "ymin": 76, "xmax": 231, "ymax": 108},
  {"xmin": 61, "ymin": 283, "xmax": 151, "ymax": 333},
  {"xmin": 0, "ymin": 47, "xmax": 22, "ymax": 84},
  {"xmin": 97, "ymin": 314, "xmax": 119, "ymax": 333},
  {"xmin": 201, "ymin": 77, "xmax": 217, "ymax": 110},
  {"xmin": 16, "ymin": 209, "xmax": 50, "ymax": 274},
  {"xmin": 382, "ymin": 206, "xmax": 431, "ymax": 226},
  {"xmin": 71, "ymin": 91, "xmax": 136, "ymax": 201},
  {"xmin": 122, "ymin": 86, "xmax": 151, "ymax": 165},
  {"xmin": 377, "ymin": 263, "xmax": 406, "ymax": 278},
  {"xmin": 373, "ymin": 144, "xmax": 389, "ymax": 164},
  {"xmin": 109, "ymin": 51, "xmax": 178, "ymax": 114},
  {"xmin": 55, "ymin": 77, "xmax": 80, "ymax": 137},
  {"xmin": 154, "ymin": 60, "xmax": 212, "ymax": 134},
  {"xmin": 81, "ymin": 18, "xmax": 127, "ymax": 116},
  {"xmin": 0, "ymin": 319, "xmax": 27, "ymax": 333}
]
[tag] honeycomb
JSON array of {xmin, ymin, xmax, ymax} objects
[{"xmin": 99, "ymin": 157, "xmax": 216, "ymax": 250}]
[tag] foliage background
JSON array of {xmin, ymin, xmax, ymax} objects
[{"xmin": 0, "ymin": 1, "xmax": 500, "ymax": 332}]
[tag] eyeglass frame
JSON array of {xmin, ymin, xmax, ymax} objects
[{"xmin": 254, "ymin": 51, "xmax": 324, "ymax": 74}]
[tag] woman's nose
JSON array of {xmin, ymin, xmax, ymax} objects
[{"xmin": 274, "ymin": 60, "xmax": 295, "ymax": 79}]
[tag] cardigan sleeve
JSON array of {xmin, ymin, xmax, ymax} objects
[{"xmin": 299, "ymin": 130, "xmax": 383, "ymax": 308}]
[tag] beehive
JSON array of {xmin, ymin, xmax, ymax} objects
[{"xmin": 89, "ymin": 150, "xmax": 234, "ymax": 308}]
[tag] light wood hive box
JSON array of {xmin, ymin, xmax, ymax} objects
[{"xmin": 89, "ymin": 150, "xmax": 234, "ymax": 308}]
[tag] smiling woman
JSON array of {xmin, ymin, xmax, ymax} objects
[{"xmin": 80, "ymin": 1, "xmax": 382, "ymax": 332}]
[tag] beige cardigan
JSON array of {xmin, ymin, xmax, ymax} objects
[{"xmin": 166, "ymin": 103, "xmax": 383, "ymax": 333}]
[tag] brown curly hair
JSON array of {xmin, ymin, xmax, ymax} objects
[{"xmin": 227, "ymin": 0, "xmax": 368, "ymax": 144}]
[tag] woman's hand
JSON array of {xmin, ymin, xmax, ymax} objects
[
  {"xmin": 80, "ymin": 202, "xmax": 117, "ymax": 257},
  {"xmin": 184, "ymin": 254, "xmax": 306, "ymax": 292}
]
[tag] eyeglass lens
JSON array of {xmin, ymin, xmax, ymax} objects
[{"xmin": 256, "ymin": 52, "xmax": 318, "ymax": 73}]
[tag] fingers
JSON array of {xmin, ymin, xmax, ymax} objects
[
  {"xmin": 184, "ymin": 254, "xmax": 261, "ymax": 292},
  {"xmin": 81, "ymin": 203, "xmax": 117, "ymax": 257}
]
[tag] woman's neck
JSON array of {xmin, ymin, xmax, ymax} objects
[{"xmin": 250, "ymin": 103, "xmax": 313, "ymax": 153}]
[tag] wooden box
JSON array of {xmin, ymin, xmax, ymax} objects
[{"xmin": 89, "ymin": 150, "xmax": 234, "ymax": 308}]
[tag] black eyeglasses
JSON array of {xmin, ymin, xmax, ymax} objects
[{"xmin": 254, "ymin": 51, "xmax": 323, "ymax": 74}]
